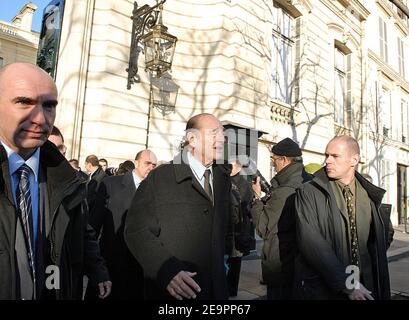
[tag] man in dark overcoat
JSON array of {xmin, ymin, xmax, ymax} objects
[
  {"xmin": 84, "ymin": 155, "xmax": 106, "ymax": 211},
  {"xmin": 294, "ymin": 136, "xmax": 393, "ymax": 300},
  {"xmin": 124, "ymin": 113, "xmax": 232, "ymax": 300},
  {"xmin": 0, "ymin": 62, "xmax": 111, "ymax": 299},
  {"xmin": 86, "ymin": 149, "xmax": 157, "ymax": 299}
]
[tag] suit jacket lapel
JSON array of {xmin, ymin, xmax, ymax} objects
[
  {"xmin": 122, "ymin": 171, "xmax": 136, "ymax": 191},
  {"xmin": 212, "ymin": 165, "xmax": 224, "ymax": 207},
  {"xmin": 0, "ymin": 146, "xmax": 15, "ymax": 205},
  {"xmin": 121, "ymin": 172, "xmax": 137, "ymax": 208},
  {"xmin": 329, "ymin": 181, "xmax": 349, "ymax": 222}
]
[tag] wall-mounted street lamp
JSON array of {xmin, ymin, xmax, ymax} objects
[{"xmin": 126, "ymin": 0, "xmax": 178, "ymax": 89}]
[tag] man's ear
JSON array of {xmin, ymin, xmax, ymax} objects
[
  {"xmin": 351, "ymin": 154, "xmax": 360, "ymax": 167},
  {"xmin": 186, "ymin": 131, "xmax": 196, "ymax": 148}
]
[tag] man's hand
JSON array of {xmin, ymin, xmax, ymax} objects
[
  {"xmin": 252, "ymin": 177, "xmax": 262, "ymax": 199},
  {"xmin": 347, "ymin": 283, "xmax": 374, "ymax": 300},
  {"xmin": 166, "ymin": 271, "xmax": 201, "ymax": 300},
  {"xmin": 98, "ymin": 280, "xmax": 112, "ymax": 299}
]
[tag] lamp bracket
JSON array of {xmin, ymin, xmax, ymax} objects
[{"xmin": 126, "ymin": 0, "xmax": 166, "ymax": 89}]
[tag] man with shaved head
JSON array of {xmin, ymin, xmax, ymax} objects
[
  {"xmin": 125, "ymin": 113, "xmax": 232, "ymax": 300},
  {"xmin": 86, "ymin": 149, "xmax": 157, "ymax": 299},
  {"xmin": 0, "ymin": 63, "xmax": 111, "ymax": 299},
  {"xmin": 294, "ymin": 135, "xmax": 393, "ymax": 300}
]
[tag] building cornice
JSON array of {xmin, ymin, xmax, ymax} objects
[
  {"xmin": 0, "ymin": 32, "xmax": 39, "ymax": 49},
  {"xmin": 270, "ymin": 100, "xmax": 300, "ymax": 125},
  {"xmin": 0, "ymin": 22, "xmax": 39, "ymax": 48},
  {"xmin": 273, "ymin": 0, "xmax": 315, "ymax": 16},
  {"xmin": 369, "ymin": 131, "xmax": 409, "ymax": 151},
  {"xmin": 339, "ymin": 0, "xmax": 371, "ymax": 21},
  {"xmin": 395, "ymin": 19, "xmax": 409, "ymax": 36},
  {"xmin": 377, "ymin": 0, "xmax": 409, "ymax": 35},
  {"xmin": 377, "ymin": 0, "xmax": 395, "ymax": 17},
  {"xmin": 368, "ymin": 49, "xmax": 409, "ymax": 92},
  {"xmin": 323, "ymin": 0, "xmax": 368, "ymax": 36}
]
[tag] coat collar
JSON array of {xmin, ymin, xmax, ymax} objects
[
  {"xmin": 312, "ymin": 167, "xmax": 385, "ymax": 206},
  {"xmin": 274, "ymin": 162, "xmax": 304, "ymax": 185},
  {"xmin": 40, "ymin": 141, "xmax": 84, "ymax": 213},
  {"xmin": 0, "ymin": 144, "xmax": 14, "ymax": 203},
  {"xmin": 39, "ymin": 141, "xmax": 79, "ymax": 190},
  {"xmin": 355, "ymin": 171, "xmax": 385, "ymax": 206},
  {"xmin": 173, "ymin": 150, "xmax": 194, "ymax": 184},
  {"xmin": 123, "ymin": 171, "xmax": 137, "ymax": 191},
  {"xmin": 172, "ymin": 149, "xmax": 231, "ymax": 203},
  {"xmin": 0, "ymin": 141, "xmax": 82, "ymax": 216},
  {"xmin": 173, "ymin": 149, "xmax": 231, "ymax": 183}
]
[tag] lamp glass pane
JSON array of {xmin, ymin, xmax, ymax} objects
[{"xmin": 143, "ymin": 37, "xmax": 155, "ymax": 65}]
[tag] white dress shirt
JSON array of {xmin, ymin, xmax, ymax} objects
[{"xmin": 187, "ymin": 151, "xmax": 213, "ymax": 193}]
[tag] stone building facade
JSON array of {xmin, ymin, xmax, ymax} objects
[
  {"xmin": 0, "ymin": 2, "xmax": 39, "ymax": 66},
  {"xmin": 49, "ymin": 0, "xmax": 409, "ymax": 226}
]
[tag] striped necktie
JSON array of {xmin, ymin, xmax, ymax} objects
[{"xmin": 16, "ymin": 164, "xmax": 36, "ymax": 292}]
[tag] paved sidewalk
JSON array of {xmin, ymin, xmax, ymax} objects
[
  {"xmin": 232, "ymin": 226, "xmax": 409, "ymax": 300},
  {"xmin": 387, "ymin": 226, "xmax": 409, "ymax": 299},
  {"xmin": 230, "ymin": 240, "xmax": 266, "ymax": 300}
]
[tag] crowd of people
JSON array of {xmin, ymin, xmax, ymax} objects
[{"xmin": 0, "ymin": 62, "xmax": 394, "ymax": 300}]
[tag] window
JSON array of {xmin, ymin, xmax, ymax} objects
[
  {"xmin": 398, "ymin": 37, "xmax": 405, "ymax": 76},
  {"xmin": 334, "ymin": 47, "xmax": 351, "ymax": 127},
  {"xmin": 406, "ymin": 98, "xmax": 409, "ymax": 143},
  {"xmin": 380, "ymin": 87, "xmax": 392, "ymax": 137},
  {"xmin": 381, "ymin": 160, "xmax": 391, "ymax": 197},
  {"xmin": 401, "ymin": 99, "xmax": 408, "ymax": 143},
  {"xmin": 368, "ymin": 80, "xmax": 379, "ymax": 133},
  {"xmin": 271, "ymin": 5, "xmax": 295, "ymax": 104},
  {"xmin": 379, "ymin": 17, "xmax": 388, "ymax": 62}
]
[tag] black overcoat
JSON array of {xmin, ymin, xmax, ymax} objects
[
  {"xmin": 88, "ymin": 172, "xmax": 144, "ymax": 299},
  {"xmin": 124, "ymin": 151, "xmax": 232, "ymax": 299}
]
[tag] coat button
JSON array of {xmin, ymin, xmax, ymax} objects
[{"xmin": 203, "ymin": 209, "xmax": 209, "ymax": 214}]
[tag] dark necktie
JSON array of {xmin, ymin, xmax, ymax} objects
[
  {"xmin": 204, "ymin": 169, "xmax": 213, "ymax": 205},
  {"xmin": 16, "ymin": 164, "xmax": 36, "ymax": 290},
  {"xmin": 343, "ymin": 185, "xmax": 359, "ymax": 266}
]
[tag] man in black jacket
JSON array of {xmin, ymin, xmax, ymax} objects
[
  {"xmin": 0, "ymin": 62, "xmax": 111, "ymax": 300},
  {"xmin": 125, "ymin": 113, "xmax": 231, "ymax": 300},
  {"xmin": 294, "ymin": 135, "xmax": 393, "ymax": 300},
  {"xmin": 84, "ymin": 154, "xmax": 106, "ymax": 211},
  {"xmin": 87, "ymin": 149, "xmax": 157, "ymax": 299},
  {"xmin": 251, "ymin": 138, "xmax": 311, "ymax": 300},
  {"xmin": 68, "ymin": 158, "xmax": 89, "ymax": 182}
]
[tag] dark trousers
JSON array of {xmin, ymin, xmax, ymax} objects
[
  {"xmin": 227, "ymin": 257, "xmax": 242, "ymax": 297},
  {"xmin": 267, "ymin": 284, "xmax": 292, "ymax": 300}
]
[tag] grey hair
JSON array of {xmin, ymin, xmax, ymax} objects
[{"xmin": 287, "ymin": 156, "xmax": 303, "ymax": 163}]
